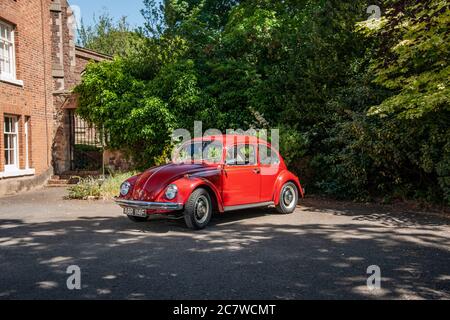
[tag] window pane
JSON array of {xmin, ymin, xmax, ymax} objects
[
  {"xmin": 11, "ymin": 118, "xmax": 16, "ymax": 133},
  {"xmin": 25, "ymin": 117, "xmax": 30, "ymax": 168},
  {"xmin": 9, "ymin": 150, "xmax": 15, "ymax": 165},
  {"xmin": 272, "ymin": 151, "xmax": 280, "ymax": 164},
  {"xmin": 4, "ymin": 61, "xmax": 10, "ymax": 74},
  {"xmin": 204, "ymin": 141, "xmax": 222, "ymax": 163},
  {"xmin": 3, "ymin": 43, "xmax": 9, "ymax": 60},
  {"xmin": 4, "ymin": 134, "xmax": 9, "ymax": 149},
  {"xmin": 11, "ymin": 134, "xmax": 16, "ymax": 149},
  {"xmin": 227, "ymin": 144, "xmax": 256, "ymax": 165},
  {"xmin": 259, "ymin": 145, "xmax": 270, "ymax": 165},
  {"xmin": 242, "ymin": 145, "xmax": 256, "ymax": 164},
  {"xmin": 5, "ymin": 149, "xmax": 15, "ymax": 165},
  {"xmin": 0, "ymin": 45, "xmax": 4, "ymax": 73},
  {"xmin": 225, "ymin": 147, "xmax": 235, "ymax": 164},
  {"xmin": 4, "ymin": 118, "xmax": 10, "ymax": 133},
  {"xmin": 0, "ymin": 25, "xmax": 10, "ymax": 41},
  {"xmin": 0, "ymin": 23, "xmax": 14, "ymax": 78},
  {"xmin": 259, "ymin": 145, "xmax": 280, "ymax": 165},
  {"xmin": 4, "ymin": 43, "xmax": 10, "ymax": 73},
  {"xmin": 0, "ymin": 41, "xmax": 4, "ymax": 64},
  {"xmin": 6, "ymin": 118, "xmax": 14, "ymax": 133}
]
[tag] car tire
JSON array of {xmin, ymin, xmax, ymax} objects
[
  {"xmin": 127, "ymin": 215, "xmax": 149, "ymax": 223},
  {"xmin": 184, "ymin": 188, "xmax": 213, "ymax": 230},
  {"xmin": 276, "ymin": 182, "xmax": 298, "ymax": 214}
]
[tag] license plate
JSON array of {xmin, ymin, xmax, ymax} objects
[{"xmin": 123, "ymin": 207, "xmax": 147, "ymax": 217}]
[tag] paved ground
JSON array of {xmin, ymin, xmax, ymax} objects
[{"xmin": 0, "ymin": 187, "xmax": 449, "ymax": 300}]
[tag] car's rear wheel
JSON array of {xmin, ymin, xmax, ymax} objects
[
  {"xmin": 184, "ymin": 188, "xmax": 213, "ymax": 230},
  {"xmin": 127, "ymin": 215, "xmax": 149, "ymax": 223},
  {"xmin": 276, "ymin": 182, "xmax": 298, "ymax": 214}
]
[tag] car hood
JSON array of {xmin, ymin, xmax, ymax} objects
[{"xmin": 131, "ymin": 163, "xmax": 215, "ymax": 201}]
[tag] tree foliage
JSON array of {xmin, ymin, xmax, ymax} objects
[
  {"xmin": 77, "ymin": 13, "xmax": 140, "ymax": 56},
  {"xmin": 75, "ymin": 0, "xmax": 450, "ymax": 204}
]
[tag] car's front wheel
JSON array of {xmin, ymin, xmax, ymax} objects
[
  {"xmin": 276, "ymin": 182, "xmax": 299, "ymax": 214},
  {"xmin": 184, "ymin": 188, "xmax": 213, "ymax": 230}
]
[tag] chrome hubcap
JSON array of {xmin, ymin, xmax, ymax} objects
[
  {"xmin": 195, "ymin": 195, "xmax": 210, "ymax": 224},
  {"xmin": 283, "ymin": 185, "xmax": 296, "ymax": 209}
]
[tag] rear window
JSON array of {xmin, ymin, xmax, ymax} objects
[{"xmin": 259, "ymin": 144, "xmax": 280, "ymax": 165}]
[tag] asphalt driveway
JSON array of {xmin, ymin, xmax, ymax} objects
[{"xmin": 0, "ymin": 187, "xmax": 449, "ymax": 300}]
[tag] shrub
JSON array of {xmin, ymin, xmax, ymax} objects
[{"xmin": 67, "ymin": 172, "xmax": 138, "ymax": 200}]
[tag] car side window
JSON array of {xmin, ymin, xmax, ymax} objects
[
  {"xmin": 176, "ymin": 141, "xmax": 223, "ymax": 164},
  {"xmin": 259, "ymin": 144, "xmax": 280, "ymax": 165},
  {"xmin": 204, "ymin": 142, "xmax": 223, "ymax": 163},
  {"xmin": 226, "ymin": 144, "xmax": 257, "ymax": 166}
]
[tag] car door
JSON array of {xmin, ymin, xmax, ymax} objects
[
  {"xmin": 258, "ymin": 144, "xmax": 281, "ymax": 202},
  {"xmin": 222, "ymin": 143, "xmax": 261, "ymax": 207}
]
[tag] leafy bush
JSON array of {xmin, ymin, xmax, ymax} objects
[
  {"xmin": 67, "ymin": 172, "xmax": 138, "ymax": 200},
  {"xmin": 75, "ymin": 0, "xmax": 449, "ymax": 205}
]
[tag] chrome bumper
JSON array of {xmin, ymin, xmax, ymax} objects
[{"xmin": 114, "ymin": 198, "xmax": 183, "ymax": 211}]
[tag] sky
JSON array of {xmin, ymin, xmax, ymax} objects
[{"xmin": 70, "ymin": 0, "xmax": 148, "ymax": 28}]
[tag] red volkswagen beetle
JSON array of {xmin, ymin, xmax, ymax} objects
[{"xmin": 115, "ymin": 135, "xmax": 304, "ymax": 230}]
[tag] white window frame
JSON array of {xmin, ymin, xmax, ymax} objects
[
  {"xmin": 4, "ymin": 115, "xmax": 19, "ymax": 172},
  {"xmin": 24, "ymin": 117, "xmax": 29, "ymax": 169},
  {"xmin": 0, "ymin": 20, "xmax": 22, "ymax": 86}
]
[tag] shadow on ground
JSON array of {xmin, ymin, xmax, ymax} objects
[
  {"xmin": 0, "ymin": 206, "xmax": 449, "ymax": 300},
  {"xmin": 302, "ymin": 198, "xmax": 450, "ymax": 228}
]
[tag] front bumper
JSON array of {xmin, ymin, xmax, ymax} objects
[{"xmin": 114, "ymin": 198, "xmax": 184, "ymax": 211}]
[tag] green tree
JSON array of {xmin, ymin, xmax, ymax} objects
[
  {"xmin": 358, "ymin": 0, "xmax": 450, "ymax": 203},
  {"xmin": 74, "ymin": 58, "xmax": 175, "ymax": 167},
  {"xmin": 77, "ymin": 13, "xmax": 140, "ymax": 56},
  {"xmin": 75, "ymin": 0, "xmax": 449, "ymax": 204}
]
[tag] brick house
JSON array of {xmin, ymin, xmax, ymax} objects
[{"xmin": 0, "ymin": 0, "xmax": 110, "ymax": 196}]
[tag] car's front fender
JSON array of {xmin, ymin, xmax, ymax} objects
[
  {"xmin": 154, "ymin": 175, "xmax": 224, "ymax": 212},
  {"xmin": 272, "ymin": 170, "xmax": 304, "ymax": 205}
]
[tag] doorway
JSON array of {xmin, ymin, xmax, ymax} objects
[{"xmin": 68, "ymin": 110, "xmax": 103, "ymax": 171}]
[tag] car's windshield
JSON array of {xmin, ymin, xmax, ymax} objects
[{"xmin": 174, "ymin": 140, "xmax": 223, "ymax": 164}]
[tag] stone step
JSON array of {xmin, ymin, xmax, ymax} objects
[
  {"xmin": 46, "ymin": 184, "xmax": 71, "ymax": 188},
  {"xmin": 61, "ymin": 170, "xmax": 101, "ymax": 178},
  {"xmin": 48, "ymin": 171, "xmax": 101, "ymax": 187},
  {"xmin": 47, "ymin": 179, "xmax": 70, "ymax": 185},
  {"xmin": 54, "ymin": 173, "xmax": 101, "ymax": 181},
  {"xmin": 57, "ymin": 175, "xmax": 81, "ymax": 181},
  {"xmin": 46, "ymin": 177, "xmax": 79, "ymax": 187}
]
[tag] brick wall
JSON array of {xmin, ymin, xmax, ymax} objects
[
  {"xmin": 51, "ymin": 2, "xmax": 111, "ymax": 174},
  {"xmin": 1, "ymin": 0, "xmax": 113, "ymax": 192},
  {"xmin": 0, "ymin": 0, "xmax": 54, "ymax": 177}
]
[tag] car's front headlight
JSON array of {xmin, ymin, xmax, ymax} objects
[
  {"xmin": 165, "ymin": 184, "xmax": 178, "ymax": 200},
  {"xmin": 120, "ymin": 182, "xmax": 131, "ymax": 196}
]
